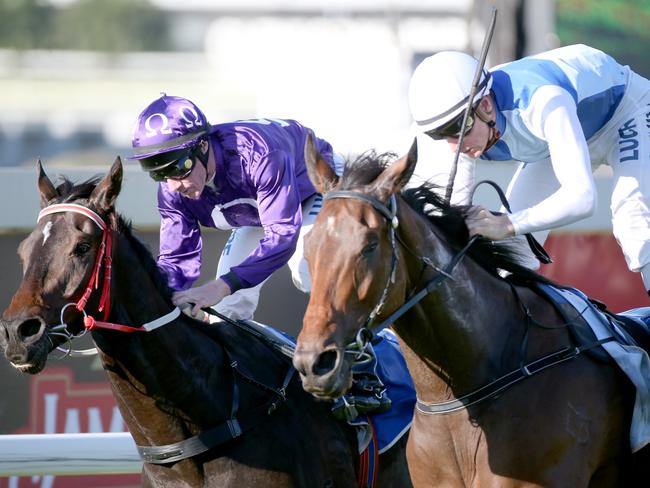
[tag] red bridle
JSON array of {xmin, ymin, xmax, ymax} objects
[
  {"xmin": 38, "ymin": 203, "xmax": 113, "ymax": 321},
  {"xmin": 38, "ymin": 203, "xmax": 181, "ymax": 335}
]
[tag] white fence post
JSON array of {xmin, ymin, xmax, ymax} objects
[{"xmin": 0, "ymin": 433, "xmax": 142, "ymax": 476}]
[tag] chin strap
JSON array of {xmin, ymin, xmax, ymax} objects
[
  {"xmin": 475, "ymin": 107, "xmax": 501, "ymax": 151},
  {"xmin": 195, "ymin": 139, "xmax": 212, "ymax": 183}
]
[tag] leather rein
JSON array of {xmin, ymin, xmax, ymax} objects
[
  {"xmin": 322, "ymin": 189, "xmax": 608, "ymax": 415},
  {"xmin": 36, "ymin": 202, "xmax": 295, "ymax": 464}
]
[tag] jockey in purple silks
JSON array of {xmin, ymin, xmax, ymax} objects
[{"xmin": 128, "ymin": 94, "xmax": 395, "ymax": 420}]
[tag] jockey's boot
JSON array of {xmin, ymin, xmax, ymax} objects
[{"xmin": 331, "ymin": 343, "xmax": 392, "ymax": 422}]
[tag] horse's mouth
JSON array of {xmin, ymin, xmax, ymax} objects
[
  {"xmin": 8, "ymin": 345, "xmax": 49, "ymax": 374},
  {"xmin": 4, "ymin": 330, "xmax": 62, "ymax": 375},
  {"xmin": 299, "ymin": 368, "xmax": 353, "ymax": 400},
  {"xmin": 13, "ymin": 359, "xmax": 47, "ymax": 374}
]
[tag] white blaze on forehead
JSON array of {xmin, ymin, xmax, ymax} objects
[
  {"xmin": 42, "ymin": 221, "xmax": 53, "ymax": 246},
  {"xmin": 326, "ymin": 215, "xmax": 338, "ymax": 234}
]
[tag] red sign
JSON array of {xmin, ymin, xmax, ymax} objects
[
  {"xmin": 540, "ymin": 233, "xmax": 648, "ymax": 312},
  {"xmin": 2, "ymin": 367, "xmax": 140, "ymax": 488}
]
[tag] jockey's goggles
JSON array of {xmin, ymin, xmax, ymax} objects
[
  {"xmin": 426, "ymin": 109, "xmax": 475, "ymax": 140},
  {"xmin": 149, "ymin": 147, "xmax": 199, "ymax": 182}
]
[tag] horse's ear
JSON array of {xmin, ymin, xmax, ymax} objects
[
  {"xmin": 37, "ymin": 159, "xmax": 57, "ymax": 208},
  {"xmin": 305, "ymin": 131, "xmax": 338, "ymax": 193},
  {"xmin": 370, "ymin": 138, "xmax": 418, "ymax": 201},
  {"xmin": 90, "ymin": 157, "xmax": 123, "ymax": 213}
]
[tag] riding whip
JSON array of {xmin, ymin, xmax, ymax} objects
[{"xmin": 444, "ymin": 6, "xmax": 498, "ymax": 204}]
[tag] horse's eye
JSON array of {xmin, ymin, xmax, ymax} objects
[
  {"xmin": 361, "ymin": 242, "xmax": 378, "ymax": 257},
  {"xmin": 73, "ymin": 241, "xmax": 92, "ymax": 256}
]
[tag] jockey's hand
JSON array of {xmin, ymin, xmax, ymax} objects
[
  {"xmin": 172, "ymin": 278, "xmax": 232, "ymax": 318},
  {"xmin": 465, "ymin": 205, "xmax": 515, "ymax": 240}
]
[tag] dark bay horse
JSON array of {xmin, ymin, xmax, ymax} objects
[
  {"xmin": 0, "ymin": 158, "xmax": 412, "ymax": 488},
  {"xmin": 293, "ymin": 139, "xmax": 649, "ymax": 487}
]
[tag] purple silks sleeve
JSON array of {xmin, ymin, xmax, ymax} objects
[{"xmin": 156, "ymin": 186, "xmax": 203, "ymax": 291}]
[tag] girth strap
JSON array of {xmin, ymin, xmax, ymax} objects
[
  {"xmin": 137, "ymin": 341, "xmax": 295, "ymax": 464},
  {"xmin": 137, "ymin": 406, "xmax": 261, "ymax": 464},
  {"xmin": 416, "ymin": 336, "xmax": 616, "ymax": 414}
]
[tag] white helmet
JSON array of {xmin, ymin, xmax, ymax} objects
[{"xmin": 408, "ymin": 51, "xmax": 493, "ymax": 133}]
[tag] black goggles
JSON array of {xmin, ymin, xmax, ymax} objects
[
  {"xmin": 426, "ymin": 110, "xmax": 475, "ymax": 140},
  {"xmin": 149, "ymin": 147, "xmax": 198, "ymax": 182}
]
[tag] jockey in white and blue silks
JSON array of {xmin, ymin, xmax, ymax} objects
[
  {"xmin": 128, "ymin": 94, "xmax": 411, "ymax": 420},
  {"xmin": 408, "ymin": 44, "xmax": 650, "ymax": 297}
]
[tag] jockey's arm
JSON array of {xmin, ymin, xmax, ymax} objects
[{"xmin": 507, "ymin": 85, "xmax": 597, "ymax": 235}]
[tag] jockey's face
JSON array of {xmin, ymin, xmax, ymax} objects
[
  {"xmin": 165, "ymin": 142, "xmax": 212, "ymax": 199},
  {"xmin": 443, "ymin": 96, "xmax": 495, "ymax": 159}
]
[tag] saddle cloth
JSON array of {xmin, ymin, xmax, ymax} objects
[
  {"xmin": 350, "ymin": 328, "xmax": 416, "ymax": 454},
  {"xmin": 538, "ymin": 284, "xmax": 650, "ymax": 452}
]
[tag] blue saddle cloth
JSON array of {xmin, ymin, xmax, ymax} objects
[
  {"xmin": 242, "ymin": 320, "xmax": 416, "ymax": 453},
  {"xmin": 345, "ymin": 328, "xmax": 416, "ymax": 454},
  {"xmin": 363, "ymin": 328, "xmax": 416, "ymax": 453},
  {"xmin": 535, "ymin": 283, "xmax": 650, "ymax": 452}
]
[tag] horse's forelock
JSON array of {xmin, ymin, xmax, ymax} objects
[
  {"xmin": 53, "ymin": 176, "xmax": 102, "ymax": 203},
  {"xmin": 339, "ymin": 150, "xmax": 397, "ymax": 190}
]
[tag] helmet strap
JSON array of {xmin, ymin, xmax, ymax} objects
[
  {"xmin": 474, "ymin": 106, "xmax": 495, "ymax": 128},
  {"xmin": 475, "ymin": 103, "xmax": 500, "ymax": 151},
  {"xmin": 195, "ymin": 140, "xmax": 210, "ymax": 167},
  {"xmin": 195, "ymin": 140, "xmax": 215, "ymax": 184}
]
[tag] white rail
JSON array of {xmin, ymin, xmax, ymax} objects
[{"xmin": 0, "ymin": 433, "xmax": 142, "ymax": 476}]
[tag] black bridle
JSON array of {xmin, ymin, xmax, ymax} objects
[
  {"xmin": 322, "ymin": 189, "xmax": 613, "ymax": 414},
  {"xmin": 322, "ymin": 190, "xmax": 478, "ymax": 365}
]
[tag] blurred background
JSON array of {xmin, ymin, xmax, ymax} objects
[
  {"xmin": 1, "ymin": 1, "xmax": 649, "ymax": 486},
  {"xmin": 1, "ymin": 0, "xmax": 648, "ymax": 168}
]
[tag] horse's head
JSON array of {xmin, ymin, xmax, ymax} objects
[
  {"xmin": 293, "ymin": 135, "xmax": 417, "ymax": 399},
  {"xmin": 0, "ymin": 158, "xmax": 122, "ymax": 374}
]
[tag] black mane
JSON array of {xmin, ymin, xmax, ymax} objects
[{"xmin": 339, "ymin": 152, "xmax": 551, "ymax": 284}]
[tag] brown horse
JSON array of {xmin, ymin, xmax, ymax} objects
[
  {"xmin": 292, "ymin": 139, "xmax": 649, "ymax": 487},
  {"xmin": 0, "ymin": 158, "xmax": 412, "ymax": 488}
]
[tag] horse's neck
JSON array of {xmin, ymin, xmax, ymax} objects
[
  {"xmin": 96, "ymin": 234, "xmax": 237, "ymax": 440},
  {"xmin": 109, "ymin": 233, "xmax": 175, "ymax": 327},
  {"xmin": 395, "ymin": 209, "xmax": 525, "ymax": 396},
  {"xmin": 101, "ymin": 237, "xmax": 290, "ymax": 442}
]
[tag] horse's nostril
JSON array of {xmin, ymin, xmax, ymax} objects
[
  {"xmin": 313, "ymin": 350, "xmax": 338, "ymax": 376},
  {"xmin": 18, "ymin": 319, "xmax": 43, "ymax": 340}
]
